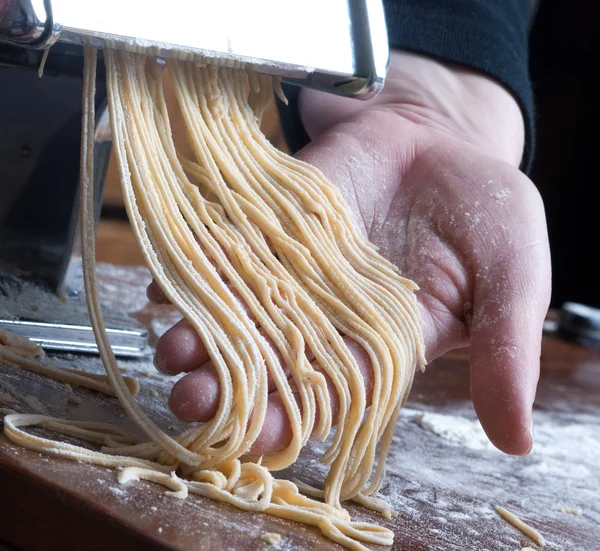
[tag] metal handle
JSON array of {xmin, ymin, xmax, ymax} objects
[{"xmin": 0, "ymin": 0, "xmax": 60, "ymax": 48}]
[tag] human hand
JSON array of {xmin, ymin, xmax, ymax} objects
[{"xmin": 149, "ymin": 50, "xmax": 551, "ymax": 456}]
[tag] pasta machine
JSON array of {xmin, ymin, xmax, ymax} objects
[{"xmin": 0, "ymin": 0, "xmax": 389, "ymax": 356}]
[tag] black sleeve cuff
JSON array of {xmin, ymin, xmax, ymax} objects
[{"xmin": 383, "ymin": 0, "xmax": 535, "ymax": 173}]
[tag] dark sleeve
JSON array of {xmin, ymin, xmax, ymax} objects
[
  {"xmin": 279, "ymin": 0, "xmax": 535, "ymax": 172},
  {"xmin": 383, "ymin": 0, "xmax": 535, "ymax": 172}
]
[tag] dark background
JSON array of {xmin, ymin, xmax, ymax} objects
[{"xmin": 530, "ymin": 0, "xmax": 600, "ymax": 308}]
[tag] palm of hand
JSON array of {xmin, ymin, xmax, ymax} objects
[
  {"xmin": 150, "ymin": 52, "xmax": 551, "ymax": 457},
  {"xmin": 298, "ymin": 94, "xmax": 550, "ymax": 455}
]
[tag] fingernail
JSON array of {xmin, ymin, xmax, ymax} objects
[
  {"xmin": 145, "ymin": 285, "xmax": 155, "ymax": 302},
  {"xmin": 525, "ymin": 417, "xmax": 535, "ymax": 454},
  {"xmin": 154, "ymin": 351, "xmax": 167, "ymax": 374}
]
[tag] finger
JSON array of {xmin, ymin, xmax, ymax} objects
[
  {"xmin": 152, "ymin": 283, "xmax": 258, "ymax": 376},
  {"xmin": 252, "ymin": 337, "xmax": 373, "ymax": 455},
  {"xmin": 168, "ymin": 333, "xmax": 290, "ymax": 421},
  {"xmin": 157, "ymin": 319, "xmax": 289, "ymax": 391},
  {"xmin": 167, "ymin": 360, "xmax": 286, "ymax": 425},
  {"xmin": 168, "ymin": 364, "xmax": 220, "ymax": 422},
  {"xmin": 167, "ymin": 337, "xmax": 373, "ymax": 456},
  {"xmin": 147, "ymin": 280, "xmax": 170, "ymax": 304},
  {"xmin": 154, "ymin": 319, "xmax": 209, "ymax": 375},
  {"xmin": 249, "ymin": 391, "xmax": 294, "ymax": 455},
  {"xmin": 312, "ymin": 338, "xmax": 373, "ymax": 430},
  {"xmin": 469, "ymin": 188, "xmax": 551, "ymax": 456}
]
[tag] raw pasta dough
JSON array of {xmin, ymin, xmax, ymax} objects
[{"xmin": 2, "ymin": 45, "xmax": 425, "ymax": 551}]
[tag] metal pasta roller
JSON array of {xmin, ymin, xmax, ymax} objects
[{"xmin": 0, "ymin": 0, "xmax": 390, "ymax": 356}]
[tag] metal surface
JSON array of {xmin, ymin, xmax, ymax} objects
[
  {"xmin": 557, "ymin": 302, "xmax": 600, "ymax": 349},
  {"xmin": 1, "ymin": 0, "xmax": 389, "ymax": 98},
  {"xmin": 0, "ymin": 0, "xmax": 61, "ymax": 47},
  {"xmin": 0, "ymin": 0, "xmax": 389, "ymax": 356},
  {"xmin": 0, "ymin": 318, "xmax": 148, "ymax": 356},
  {"xmin": 0, "ymin": 45, "xmax": 109, "ymax": 293},
  {"xmin": 0, "ymin": 266, "xmax": 150, "ymax": 359}
]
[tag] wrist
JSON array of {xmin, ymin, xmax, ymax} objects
[{"xmin": 385, "ymin": 50, "xmax": 526, "ymax": 167}]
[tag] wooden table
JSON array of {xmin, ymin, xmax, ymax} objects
[{"xmin": 1, "ymin": 264, "xmax": 598, "ymax": 551}]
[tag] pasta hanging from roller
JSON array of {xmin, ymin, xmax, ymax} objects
[{"xmin": 2, "ymin": 45, "xmax": 425, "ymax": 551}]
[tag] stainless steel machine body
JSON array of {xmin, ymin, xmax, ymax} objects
[{"xmin": 0, "ymin": 0, "xmax": 389, "ymax": 355}]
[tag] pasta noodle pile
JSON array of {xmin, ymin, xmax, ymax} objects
[{"xmin": 1, "ymin": 46, "xmax": 425, "ymax": 550}]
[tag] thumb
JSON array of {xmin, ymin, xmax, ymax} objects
[{"xmin": 469, "ymin": 186, "xmax": 551, "ymax": 455}]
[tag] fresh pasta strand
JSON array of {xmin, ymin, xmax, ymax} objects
[
  {"xmin": 1, "ymin": 46, "xmax": 425, "ymax": 551},
  {"xmin": 495, "ymin": 506, "xmax": 546, "ymax": 547}
]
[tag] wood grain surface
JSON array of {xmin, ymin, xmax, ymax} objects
[{"xmin": 1, "ymin": 265, "xmax": 598, "ymax": 551}]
